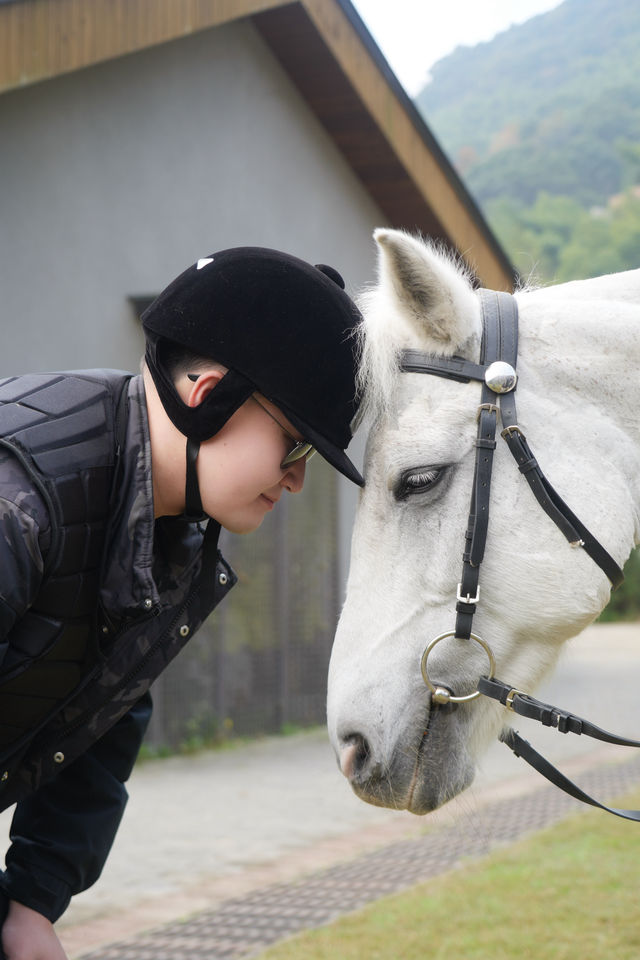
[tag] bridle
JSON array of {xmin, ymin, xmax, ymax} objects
[{"xmin": 400, "ymin": 290, "xmax": 640, "ymax": 821}]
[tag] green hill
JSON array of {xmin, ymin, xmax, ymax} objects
[{"xmin": 417, "ymin": 0, "xmax": 640, "ymax": 208}]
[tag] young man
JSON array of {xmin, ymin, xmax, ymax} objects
[{"xmin": 0, "ymin": 246, "xmax": 364, "ymax": 958}]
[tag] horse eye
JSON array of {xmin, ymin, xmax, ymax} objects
[{"xmin": 395, "ymin": 467, "xmax": 445, "ymax": 500}]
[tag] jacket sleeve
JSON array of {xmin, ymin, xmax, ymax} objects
[
  {"xmin": 0, "ymin": 452, "xmax": 153, "ymax": 922},
  {"xmin": 0, "ymin": 691, "xmax": 152, "ymax": 922}
]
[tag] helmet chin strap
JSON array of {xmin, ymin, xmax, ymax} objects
[
  {"xmin": 145, "ymin": 338, "xmax": 257, "ymax": 523},
  {"xmin": 184, "ymin": 437, "xmax": 206, "ymax": 522}
]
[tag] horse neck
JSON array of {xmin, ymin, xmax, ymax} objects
[
  {"xmin": 519, "ymin": 282, "xmax": 640, "ymax": 544},
  {"xmin": 525, "ymin": 300, "xmax": 639, "ymax": 429}
]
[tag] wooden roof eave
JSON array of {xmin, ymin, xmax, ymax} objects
[
  {"xmin": 254, "ymin": 1, "xmax": 515, "ymax": 290},
  {"xmin": 0, "ymin": 0, "xmax": 284, "ymax": 94}
]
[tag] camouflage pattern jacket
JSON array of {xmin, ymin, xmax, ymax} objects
[{"xmin": 0, "ymin": 371, "xmax": 235, "ymax": 921}]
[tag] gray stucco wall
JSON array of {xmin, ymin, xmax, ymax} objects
[
  {"xmin": 0, "ymin": 17, "xmax": 381, "ymax": 587},
  {"xmin": 0, "ymin": 19, "xmax": 382, "ymax": 372}
]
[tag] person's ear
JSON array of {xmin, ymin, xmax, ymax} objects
[{"xmin": 186, "ymin": 370, "xmax": 226, "ymax": 408}]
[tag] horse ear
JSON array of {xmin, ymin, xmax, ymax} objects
[{"xmin": 373, "ymin": 228, "xmax": 479, "ymax": 352}]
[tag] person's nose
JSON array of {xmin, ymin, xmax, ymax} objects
[{"xmin": 282, "ymin": 457, "xmax": 306, "ymax": 493}]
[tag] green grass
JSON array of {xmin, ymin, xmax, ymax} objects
[{"xmin": 257, "ymin": 787, "xmax": 640, "ymax": 960}]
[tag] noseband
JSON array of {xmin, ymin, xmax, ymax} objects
[{"xmin": 401, "ymin": 290, "xmax": 640, "ymax": 821}]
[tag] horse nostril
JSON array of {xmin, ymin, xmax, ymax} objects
[{"xmin": 339, "ymin": 733, "xmax": 371, "ymax": 781}]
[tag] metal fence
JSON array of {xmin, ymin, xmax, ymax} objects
[{"xmin": 145, "ymin": 455, "xmax": 340, "ymax": 749}]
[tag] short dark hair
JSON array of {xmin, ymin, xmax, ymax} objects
[{"xmin": 157, "ymin": 340, "xmax": 225, "ymax": 381}]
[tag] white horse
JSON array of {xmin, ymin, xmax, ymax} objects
[{"xmin": 327, "ymin": 228, "xmax": 640, "ymax": 815}]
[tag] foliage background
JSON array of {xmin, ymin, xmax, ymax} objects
[
  {"xmin": 416, "ymin": 0, "xmax": 640, "ymax": 289},
  {"xmin": 415, "ymin": 0, "xmax": 640, "ymax": 619}
]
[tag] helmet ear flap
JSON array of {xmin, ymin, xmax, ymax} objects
[{"xmin": 145, "ymin": 338, "xmax": 254, "ymax": 442}]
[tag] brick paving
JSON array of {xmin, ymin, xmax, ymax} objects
[{"xmin": 78, "ymin": 751, "xmax": 640, "ymax": 960}]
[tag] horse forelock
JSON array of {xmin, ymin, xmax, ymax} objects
[{"xmin": 353, "ymin": 285, "xmax": 404, "ymax": 427}]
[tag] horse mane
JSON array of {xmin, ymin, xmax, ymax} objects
[
  {"xmin": 352, "ymin": 283, "xmax": 402, "ymax": 428},
  {"xmin": 353, "ymin": 237, "xmax": 475, "ymax": 427}
]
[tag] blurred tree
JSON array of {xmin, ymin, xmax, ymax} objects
[
  {"xmin": 598, "ymin": 550, "xmax": 640, "ymax": 623},
  {"xmin": 486, "ymin": 185, "xmax": 640, "ymax": 284}
]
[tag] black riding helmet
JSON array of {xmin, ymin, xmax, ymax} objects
[{"xmin": 142, "ymin": 246, "xmax": 364, "ymax": 518}]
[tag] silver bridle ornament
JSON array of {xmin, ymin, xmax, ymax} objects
[{"xmin": 484, "ymin": 361, "xmax": 517, "ymax": 394}]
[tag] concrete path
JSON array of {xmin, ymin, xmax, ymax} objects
[
  {"xmin": 75, "ymin": 750, "xmax": 640, "ymax": 959},
  {"xmin": 1, "ymin": 623, "xmax": 638, "ymax": 957}
]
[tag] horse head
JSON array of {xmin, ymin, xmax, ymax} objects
[{"xmin": 328, "ymin": 228, "xmax": 640, "ymax": 815}]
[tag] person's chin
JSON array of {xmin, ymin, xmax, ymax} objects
[
  {"xmin": 216, "ymin": 510, "xmax": 265, "ymax": 535},
  {"xmin": 237, "ymin": 517, "xmax": 265, "ymax": 534}
]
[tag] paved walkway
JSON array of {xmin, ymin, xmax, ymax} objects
[
  {"xmin": 78, "ymin": 751, "xmax": 640, "ymax": 959},
  {"xmin": 1, "ymin": 623, "xmax": 637, "ymax": 958}
]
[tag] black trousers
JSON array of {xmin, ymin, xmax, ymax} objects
[{"xmin": 0, "ymin": 890, "xmax": 8, "ymax": 959}]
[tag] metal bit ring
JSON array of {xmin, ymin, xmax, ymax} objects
[{"xmin": 420, "ymin": 631, "xmax": 496, "ymax": 704}]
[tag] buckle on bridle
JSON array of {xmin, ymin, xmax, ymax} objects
[
  {"xmin": 456, "ymin": 584, "xmax": 479, "ymax": 605},
  {"xmin": 501, "ymin": 424, "xmax": 526, "ymax": 440},
  {"xmin": 476, "ymin": 402, "xmax": 499, "ymax": 423},
  {"xmin": 505, "ymin": 687, "xmax": 523, "ymax": 711}
]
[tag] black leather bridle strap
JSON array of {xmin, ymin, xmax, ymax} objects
[
  {"xmin": 480, "ymin": 676, "xmax": 640, "ymax": 746},
  {"xmin": 479, "ymin": 676, "xmax": 640, "ymax": 821},
  {"xmin": 400, "ymin": 351, "xmax": 486, "ymax": 383},
  {"xmin": 454, "ymin": 291, "xmax": 514, "ymax": 639},
  {"xmin": 500, "ymin": 428, "xmax": 624, "ymax": 588},
  {"xmin": 500, "ymin": 727, "xmax": 640, "ymax": 822}
]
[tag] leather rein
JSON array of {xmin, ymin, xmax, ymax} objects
[{"xmin": 400, "ymin": 289, "xmax": 640, "ymax": 821}]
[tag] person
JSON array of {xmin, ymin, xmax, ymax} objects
[{"xmin": 0, "ymin": 246, "xmax": 364, "ymax": 958}]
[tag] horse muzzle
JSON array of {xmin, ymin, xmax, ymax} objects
[{"xmin": 334, "ymin": 694, "xmax": 476, "ymax": 815}]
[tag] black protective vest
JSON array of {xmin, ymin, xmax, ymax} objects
[
  {"xmin": 0, "ymin": 371, "xmax": 131, "ymax": 760},
  {"xmin": 0, "ymin": 371, "xmax": 236, "ymax": 809}
]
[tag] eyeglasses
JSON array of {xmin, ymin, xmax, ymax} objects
[
  {"xmin": 251, "ymin": 396, "xmax": 316, "ymax": 469},
  {"xmin": 186, "ymin": 376, "xmax": 315, "ymax": 469}
]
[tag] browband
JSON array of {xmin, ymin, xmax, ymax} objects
[{"xmin": 400, "ymin": 351, "xmax": 486, "ymax": 384}]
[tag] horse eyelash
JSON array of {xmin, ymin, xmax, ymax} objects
[
  {"xmin": 407, "ymin": 470, "xmax": 440, "ymax": 486},
  {"xmin": 395, "ymin": 467, "xmax": 445, "ymax": 500}
]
